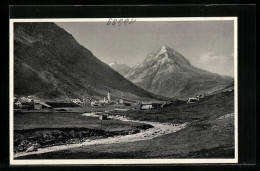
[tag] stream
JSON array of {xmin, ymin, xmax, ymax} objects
[{"xmin": 14, "ymin": 113, "xmax": 188, "ymax": 158}]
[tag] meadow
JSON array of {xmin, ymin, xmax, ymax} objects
[{"xmin": 15, "ymin": 91, "xmax": 234, "ymax": 159}]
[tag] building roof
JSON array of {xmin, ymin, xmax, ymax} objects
[
  {"xmin": 188, "ymin": 98, "xmax": 197, "ymax": 100},
  {"xmin": 141, "ymin": 101, "xmax": 165, "ymax": 105}
]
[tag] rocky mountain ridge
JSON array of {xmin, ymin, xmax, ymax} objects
[
  {"xmin": 124, "ymin": 45, "xmax": 233, "ymax": 99},
  {"xmin": 108, "ymin": 61, "xmax": 131, "ymax": 76}
]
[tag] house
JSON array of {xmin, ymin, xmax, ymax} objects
[
  {"xmin": 140, "ymin": 101, "xmax": 166, "ymax": 110},
  {"xmin": 70, "ymin": 98, "xmax": 83, "ymax": 105},
  {"xmin": 82, "ymin": 98, "xmax": 91, "ymax": 105},
  {"xmin": 194, "ymin": 93, "xmax": 207, "ymax": 102},
  {"xmin": 13, "ymin": 99, "xmax": 22, "ymax": 109},
  {"xmin": 34, "ymin": 101, "xmax": 52, "ymax": 109},
  {"xmin": 20, "ymin": 100, "xmax": 35, "ymax": 109},
  {"xmin": 91, "ymin": 100, "xmax": 100, "ymax": 106},
  {"xmin": 99, "ymin": 114, "xmax": 108, "ymax": 120},
  {"xmin": 195, "ymin": 95, "xmax": 201, "ymax": 101},
  {"xmin": 20, "ymin": 96, "xmax": 30, "ymax": 102},
  {"xmin": 141, "ymin": 103, "xmax": 153, "ymax": 110},
  {"xmin": 187, "ymin": 98, "xmax": 198, "ymax": 104},
  {"xmin": 99, "ymin": 97, "xmax": 109, "ymax": 104},
  {"xmin": 103, "ymin": 97, "xmax": 109, "ymax": 103},
  {"xmin": 41, "ymin": 103, "xmax": 52, "ymax": 109}
]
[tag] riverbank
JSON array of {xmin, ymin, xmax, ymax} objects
[
  {"xmin": 13, "ymin": 112, "xmax": 153, "ymax": 156},
  {"xmin": 14, "ymin": 113, "xmax": 186, "ymax": 158}
]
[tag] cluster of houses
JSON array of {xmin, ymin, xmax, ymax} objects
[
  {"xmin": 13, "ymin": 96, "xmax": 51, "ymax": 110},
  {"xmin": 61, "ymin": 91, "xmax": 127, "ymax": 107},
  {"xmin": 14, "ymin": 91, "xmax": 210, "ymax": 111},
  {"xmin": 140, "ymin": 93, "xmax": 209, "ymax": 110},
  {"xmin": 186, "ymin": 93, "xmax": 208, "ymax": 104},
  {"xmin": 78, "ymin": 91, "xmax": 133, "ymax": 107},
  {"xmin": 140, "ymin": 101, "xmax": 170, "ymax": 110},
  {"xmin": 14, "ymin": 91, "xmax": 128, "ymax": 110},
  {"xmin": 71, "ymin": 91, "xmax": 114, "ymax": 106},
  {"xmin": 139, "ymin": 93, "xmax": 210, "ymax": 110},
  {"xmin": 186, "ymin": 88, "xmax": 234, "ymax": 104},
  {"xmin": 139, "ymin": 93, "xmax": 211, "ymax": 110}
]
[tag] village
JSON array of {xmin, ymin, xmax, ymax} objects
[
  {"xmin": 13, "ymin": 89, "xmax": 230, "ymax": 112},
  {"xmin": 13, "ymin": 87, "xmax": 235, "ymax": 158}
]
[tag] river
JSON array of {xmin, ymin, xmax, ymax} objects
[{"xmin": 13, "ymin": 113, "xmax": 187, "ymax": 158}]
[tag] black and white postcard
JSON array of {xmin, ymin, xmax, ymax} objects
[{"xmin": 9, "ymin": 17, "xmax": 238, "ymax": 165}]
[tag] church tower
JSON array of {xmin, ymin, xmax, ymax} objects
[{"xmin": 107, "ymin": 90, "xmax": 111, "ymax": 102}]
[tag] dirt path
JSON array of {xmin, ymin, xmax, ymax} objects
[{"xmin": 14, "ymin": 113, "xmax": 187, "ymax": 158}]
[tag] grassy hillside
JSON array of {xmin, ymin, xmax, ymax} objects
[{"xmin": 14, "ymin": 22, "xmax": 160, "ymax": 101}]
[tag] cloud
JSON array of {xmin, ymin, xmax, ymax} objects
[
  {"xmin": 199, "ymin": 52, "xmax": 233, "ymax": 64},
  {"xmin": 192, "ymin": 52, "xmax": 234, "ymax": 76}
]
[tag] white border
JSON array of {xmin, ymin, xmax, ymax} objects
[{"xmin": 9, "ymin": 17, "xmax": 238, "ymax": 165}]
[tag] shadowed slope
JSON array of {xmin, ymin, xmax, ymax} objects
[{"xmin": 14, "ymin": 22, "xmax": 160, "ymax": 100}]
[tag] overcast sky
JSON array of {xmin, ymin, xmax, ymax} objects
[{"xmin": 56, "ymin": 20, "xmax": 234, "ymax": 77}]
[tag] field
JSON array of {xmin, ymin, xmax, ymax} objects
[
  {"xmin": 14, "ymin": 112, "xmax": 152, "ymax": 153},
  {"xmin": 15, "ymin": 91, "xmax": 234, "ymax": 159}
]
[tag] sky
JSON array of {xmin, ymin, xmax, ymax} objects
[{"xmin": 56, "ymin": 20, "xmax": 234, "ymax": 77}]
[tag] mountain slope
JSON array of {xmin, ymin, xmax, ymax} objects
[
  {"xmin": 13, "ymin": 22, "xmax": 159, "ymax": 101},
  {"xmin": 108, "ymin": 62, "xmax": 131, "ymax": 76},
  {"xmin": 125, "ymin": 45, "xmax": 233, "ymax": 99}
]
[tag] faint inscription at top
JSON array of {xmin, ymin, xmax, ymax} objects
[{"xmin": 107, "ymin": 18, "xmax": 136, "ymax": 26}]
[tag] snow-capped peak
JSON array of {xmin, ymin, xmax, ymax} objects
[
  {"xmin": 156, "ymin": 44, "xmax": 170, "ymax": 57},
  {"xmin": 160, "ymin": 44, "xmax": 168, "ymax": 52},
  {"xmin": 161, "ymin": 44, "xmax": 169, "ymax": 50}
]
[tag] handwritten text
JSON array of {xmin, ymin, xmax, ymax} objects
[{"xmin": 107, "ymin": 18, "xmax": 136, "ymax": 26}]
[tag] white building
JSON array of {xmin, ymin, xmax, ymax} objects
[
  {"xmin": 91, "ymin": 100, "xmax": 100, "ymax": 106},
  {"xmin": 140, "ymin": 101, "xmax": 165, "ymax": 110},
  {"xmin": 82, "ymin": 98, "xmax": 91, "ymax": 105},
  {"xmin": 70, "ymin": 98, "xmax": 83, "ymax": 105},
  {"xmin": 187, "ymin": 98, "xmax": 198, "ymax": 104},
  {"xmin": 13, "ymin": 99, "xmax": 22, "ymax": 108},
  {"xmin": 107, "ymin": 90, "xmax": 111, "ymax": 102},
  {"xmin": 103, "ymin": 97, "xmax": 109, "ymax": 103},
  {"xmin": 141, "ymin": 104, "xmax": 153, "ymax": 110}
]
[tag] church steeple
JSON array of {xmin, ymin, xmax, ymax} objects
[{"xmin": 107, "ymin": 90, "xmax": 111, "ymax": 102}]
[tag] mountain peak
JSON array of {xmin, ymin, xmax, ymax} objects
[
  {"xmin": 158, "ymin": 44, "xmax": 173, "ymax": 55},
  {"xmin": 153, "ymin": 44, "xmax": 171, "ymax": 57},
  {"xmin": 125, "ymin": 44, "xmax": 233, "ymax": 98},
  {"xmin": 160, "ymin": 44, "xmax": 168, "ymax": 51},
  {"xmin": 161, "ymin": 44, "xmax": 169, "ymax": 49}
]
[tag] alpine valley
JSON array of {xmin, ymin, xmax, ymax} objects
[{"xmin": 13, "ymin": 21, "xmax": 235, "ymax": 160}]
